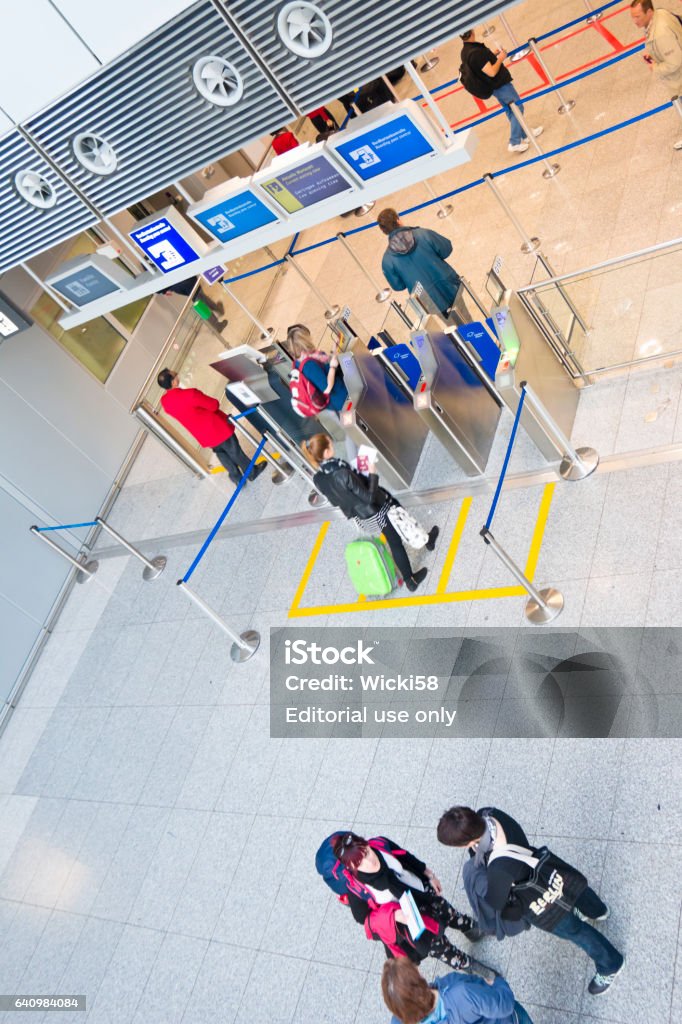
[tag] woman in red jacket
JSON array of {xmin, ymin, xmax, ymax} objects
[{"xmin": 157, "ymin": 368, "xmax": 266, "ymax": 486}]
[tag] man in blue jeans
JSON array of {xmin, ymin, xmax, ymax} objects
[
  {"xmin": 460, "ymin": 29, "xmax": 543, "ymax": 154},
  {"xmin": 438, "ymin": 806, "xmax": 625, "ymax": 997}
]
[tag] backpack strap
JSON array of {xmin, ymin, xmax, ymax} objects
[{"xmin": 488, "ymin": 842, "xmax": 540, "ymax": 869}]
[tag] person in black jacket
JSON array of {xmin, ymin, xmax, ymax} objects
[
  {"xmin": 332, "ymin": 832, "xmax": 496, "ymax": 981},
  {"xmin": 437, "ymin": 806, "xmax": 625, "ymax": 997},
  {"xmin": 303, "ymin": 433, "xmax": 438, "ymax": 591}
]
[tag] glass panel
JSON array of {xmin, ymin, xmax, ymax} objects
[
  {"xmin": 29, "ymin": 290, "xmax": 126, "ymax": 383},
  {"xmin": 522, "ymin": 242, "xmax": 682, "ymax": 374},
  {"xmin": 112, "ymin": 295, "xmax": 152, "ymax": 333}
]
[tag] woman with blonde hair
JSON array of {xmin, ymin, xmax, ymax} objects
[
  {"xmin": 382, "ymin": 957, "xmax": 534, "ymax": 1024},
  {"xmin": 304, "ymin": 433, "xmax": 438, "ymax": 591}
]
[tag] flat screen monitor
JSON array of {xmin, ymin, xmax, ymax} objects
[
  {"xmin": 333, "ymin": 113, "xmax": 434, "ymax": 181},
  {"xmin": 258, "ymin": 154, "xmax": 353, "ymax": 214},
  {"xmin": 192, "ymin": 188, "xmax": 279, "ymax": 244}
]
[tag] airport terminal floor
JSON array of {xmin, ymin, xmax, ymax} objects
[{"xmin": 2, "ymin": 2, "xmax": 682, "ymax": 1023}]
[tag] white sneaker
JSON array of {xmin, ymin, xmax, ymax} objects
[
  {"xmin": 674, "ymin": 139, "xmax": 682, "ymax": 151},
  {"xmin": 508, "ymin": 141, "xmax": 530, "ymax": 154},
  {"xmin": 531, "ymin": 126, "xmax": 544, "ymax": 138}
]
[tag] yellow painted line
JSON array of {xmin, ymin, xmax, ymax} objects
[
  {"xmin": 523, "ymin": 482, "xmax": 555, "ymax": 579},
  {"xmin": 288, "ymin": 586, "xmax": 526, "ymax": 618},
  {"xmin": 210, "ymin": 452, "xmax": 274, "ymax": 474},
  {"xmin": 436, "ymin": 496, "xmax": 472, "ymax": 594},
  {"xmin": 288, "ymin": 521, "xmax": 330, "ymax": 614}
]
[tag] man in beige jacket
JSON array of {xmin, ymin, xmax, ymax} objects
[{"xmin": 631, "ymin": 0, "xmax": 682, "ymax": 148}]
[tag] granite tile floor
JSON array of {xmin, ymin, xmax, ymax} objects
[{"xmin": 4, "ymin": 0, "xmax": 682, "ymax": 1021}]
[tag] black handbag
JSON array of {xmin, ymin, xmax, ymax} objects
[{"xmin": 489, "ymin": 843, "xmax": 588, "ymax": 931}]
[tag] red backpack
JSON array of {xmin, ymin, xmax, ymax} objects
[{"xmin": 290, "ymin": 353, "xmax": 331, "ymax": 418}]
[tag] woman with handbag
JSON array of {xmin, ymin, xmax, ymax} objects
[
  {"xmin": 303, "ymin": 433, "xmax": 438, "ymax": 591},
  {"xmin": 437, "ymin": 806, "xmax": 625, "ymax": 998}
]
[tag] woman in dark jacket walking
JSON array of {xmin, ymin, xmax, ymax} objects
[{"xmin": 304, "ymin": 433, "xmax": 438, "ymax": 591}]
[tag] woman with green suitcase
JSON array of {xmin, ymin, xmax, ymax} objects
[{"xmin": 304, "ymin": 433, "xmax": 438, "ymax": 593}]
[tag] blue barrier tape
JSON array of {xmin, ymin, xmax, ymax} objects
[
  {"xmin": 485, "ymin": 387, "xmax": 527, "ymax": 531},
  {"xmin": 232, "ymin": 408, "xmax": 257, "ymax": 420},
  {"xmin": 534, "ymin": 0, "xmax": 625, "ymax": 44},
  {"xmin": 287, "ymin": 232, "xmax": 300, "ymax": 255},
  {"xmin": 340, "ymin": 90, "xmax": 360, "ymax": 130},
  {"xmin": 222, "ymin": 258, "xmax": 285, "ymax": 286},
  {"xmin": 35, "ymin": 520, "xmax": 98, "ymax": 532},
  {"xmin": 182, "ymin": 438, "xmax": 266, "ymax": 583},
  {"xmin": 290, "ymin": 235, "xmax": 338, "ymax": 258},
  {"xmin": 514, "ymin": 42, "xmax": 645, "ymax": 108}
]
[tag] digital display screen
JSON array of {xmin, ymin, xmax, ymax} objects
[
  {"xmin": 0, "ymin": 293, "xmax": 31, "ymax": 337},
  {"xmin": 193, "ymin": 189, "xmax": 278, "ymax": 243},
  {"xmin": 260, "ymin": 155, "xmax": 352, "ymax": 214},
  {"xmin": 334, "ymin": 114, "xmax": 434, "ymax": 181},
  {"xmin": 129, "ymin": 217, "xmax": 201, "ymax": 273},
  {"xmin": 51, "ymin": 268, "xmax": 121, "ymax": 306}
]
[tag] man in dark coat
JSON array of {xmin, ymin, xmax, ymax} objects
[{"xmin": 377, "ymin": 208, "xmax": 460, "ymax": 317}]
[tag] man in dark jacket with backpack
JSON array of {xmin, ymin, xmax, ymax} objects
[
  {"xmin": 438, "ymin": 806, "xmax": 625, "ymax": 997},
  {"xmin": 459, "ymin": 29, "xmax": 543, "ymax": 154}
]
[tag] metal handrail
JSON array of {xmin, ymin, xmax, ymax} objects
[{"xmin": 518, "ymin": 235, "xmax": 682, "ymax": 292}]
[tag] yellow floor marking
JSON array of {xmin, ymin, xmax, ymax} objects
[
  {"xmin": 210, "ymin": 452, "xmax": 274, "ymax": 474},
  {"xmin": 287, "ymin": 483, "xmax": 556, "ymax": 618},
  {"xmin": 436, "ymin": 497, "xmax": 472, "ymax": 594}
]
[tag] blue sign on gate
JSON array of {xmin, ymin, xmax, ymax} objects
[{"xmin": 129, "ymin": 217, "xmax": 201, "ymax": 273}]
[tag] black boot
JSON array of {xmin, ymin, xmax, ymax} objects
[
  {"xmin": 406, "ymin": 568, "xmax": 427, "ymax": 592},
  {"xmin": 462, "ymin": 923, "xmax": 485, "ymax": 942},
  {"xmin": 426, "ymin": 526, "xmax": 439, "ymax": 551},
  {"xmin": 249, "ymin": 461, "xmax": 267, "ymax": 481}
]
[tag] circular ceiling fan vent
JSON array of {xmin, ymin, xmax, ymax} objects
[
  {"xmin": 14, "ymin": 169, "xmax": 57, "ymax": 209},
  {"xmin": 277, "ymin": 2, "xmax": 333, "ymax": 58},
  {"xmin": 72, "ymin": 133, "xmax": 118, "ymax": 175},
  {"xmin": 193, "ymin": 56, "xmax": 244, "ymax": 107}
]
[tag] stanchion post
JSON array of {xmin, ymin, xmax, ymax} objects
[
  {"xmin": 484, "ymin": 173, "xmax": 540, "ymax": 253},
  {"xmin": 220, "ymin": 282, "xmax": 274, "ymax": 340},
  {"xmin": 177, "ymin": 581, "xmax": 260, "ymax": 663},
  {"xmin": 499, "ymin": 13, "xmax": 530, "ymax": 61},
  {"xmin": 528, "ymin": 39, "xmax": 575, "ymax": 114},
  {"xmin": 94, "ymin": 517, "xmax": 167, "ymax": 581},
  {"xmin": 482, "ymin": 23, "xmax": 496, "ymax": 38},
  {"xmin": 230, "ymin": 417, "xmax": 293, "ymax": 485},
  {"xmin": 422, "ymin": 179, "xmax": 453, "ymax": 219},
  {"xmin": 336, "ymin": 233, "xmax": 391, "ymax": 302},
  {"xmin": 583, "ymin": 0, "xmax": 603, "ymax": 23},
  {"xmin": 284, "ymin": 255, "xmax": 340, "ymax": 320},
  {"xmin": 520, "ymin": 381, "xmax": 599, "ymax": 480},
  {"xmin": 418, "ymin": 51, "xmax": 440, "ymax": 72},
  {"xmin": 510, "ymin": 103, "xmax": 560, "ymax": 178},
  {"xmin": 30, "ymin": 526, "xmax": 99, "ymax": 584},
  {"xmin": 481, "ymin": 526, "xmax": 564, "ymax": 624},
  {"xmin": 672, "ymin": 95, "xmax": 682, "ymax": 136}
]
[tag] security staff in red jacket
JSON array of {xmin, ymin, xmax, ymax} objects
[{"xmin": 157, "ymin": 368, "xmax": 266, "ymax": 486}]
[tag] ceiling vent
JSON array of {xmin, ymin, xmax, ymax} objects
[
  {"xmin": 72, "ymin": 133, "xmax": 118, "ymax": 175},
  {"xmin": 277, "ymin": 2, "xmax": 333, "ymax": 58},
  {"xmin": 14, "ymin": 169, "xmax": 58, "ymax": 209},
  {"xmin": 193, "ymin": 55, "xmax": 244, "ymax": 106}
]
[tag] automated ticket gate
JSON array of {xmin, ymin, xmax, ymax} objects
[
  {"xmin": 408, "ymin": 324, "xmax": 502, "ymax": 477},
  {"xmin": 338, "ymin": 346, "xmax": 429, "ymax": 491}
]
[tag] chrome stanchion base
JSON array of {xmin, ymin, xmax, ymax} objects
[
  {"xmin": 559, "ymin": 446, "xmax": 599, "ymax": 481},
  {"xmin": 436, "ymin": 203, "xmax": 454, "ymax": 219},
  {"xmin": 419, "ymin": 56, "xmax": 439, "ymax": 72},
  {"xmin": 510, "ymin": 47, "xmax": 530, "ymax": 62},
  {"xmin": 308, "ymin": 489, "xmax": 325, "ymax": 507},
  {"xmin": 324, "ymin": 304, "xmax": 341, "ymax": 320},
  {"xmin": 586, "ymin": 13, "xmax": 603, "ymax": 23},
  {"xmin": 542, "ymin": 163, "xmax": 561, "ymax": 179},
  {"xmin": 76, "ymin": 559, "xmax": 99, "ymax": 584},
  {"xmin": 376, "ymin": 288, "xmax": 392, "ymax": 303},
  {"xmin": 260, "ymin": 328, "xmax": 275, "ymax": 341},
  {"xmin": 521, "ymin": 237, "xmax": 541, "ymax": 254},
  {"xmin": 482, "ymin": 24, "xmax": 496, "ymax": 37},
  {"xmin": 525, "ymin": 587, "xmax": 564, "ymax": 624},
  {"xmin": 354, "ymin": 202, "xmax": 375, "ymax": 217},
  {"xmin": 271, "ymin": 471, "xmax": 285, "ymax": 485},
  {"xmin": 558, "ymin": 100, "xmax": 576, "ymax": 114},
  {"xmin": 230, "ymin": 629, "xmax": 260, "ymax": 663},
  {"xmin": 142, "ymin": 555, "xmax": 167, "ymax": 582}
]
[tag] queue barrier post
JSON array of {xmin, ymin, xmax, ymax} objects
[
  {"xmin": 480, "ymin": 526, "xmax": 564, "ymax": 624},
  {"xmin": 423, "ymin": 179, "xmax": 454, "ymax": 220},
  {"xmin": 220, "ymin": 283, "xmax": 274, "ymax": 341},
  {"xmin": 483, "ymin": 173, "xmax": 540, "ymax": 253},
  {"xmin": 176, "ymin": 581, "xmax": 260, "ymax": 663},
  {"xmin": 418, "ymin": 51, "xmax": 440, "ymax": 73},
  {"xmin": 500, "ymin": 13, "xmax": 530, "ymax": 61},
  {"xmin": 520, "ymin": 381, "xmax": 599, "ymax": 481},
  {"xmin": 509, "ymin": 103, "xmax": 560, "ymax": 178},
  {"xmin": 482, "ymin": 23, "xmax": 496, "ymax": 38},
  {"xmin": 583, "ymin": 0, "xmax": 603, "ymax": 23},
  {"xmin": 336, "ymin": 233, "xmax": 391, "ymax": 302},
  {"xmin": 30, "ymin": 525, "xmax": 99, "ymax": 584},
  {"xmin": 94, "ymin": 517, "xmax": 167, "ymax": 580},
  {"xmin": 673, "ymin": 95, "xmax": 682, "ymax": 132},
  {"xmin": 528, "ymin": 38, "xmax": 575, "ymax": 114},
  {"xmin": 284, "ymin": 254, "xmax": 340, "ymax": 320}
]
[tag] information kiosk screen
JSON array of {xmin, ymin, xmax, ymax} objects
[
  {"xmin": 259, "ymin": 155, "xmax": 352, "ymax": 213},
  {"xmin": 193, "ymin": 189, "xmax": 278, "ymax": 243},
  {"xmin": 334, "ymin": 114, "xmax": 434, "ymax": 181}
]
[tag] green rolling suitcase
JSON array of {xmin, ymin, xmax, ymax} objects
[{"xmin": 345, "ymin": 537, "xmax": 399, "ymax": 597}]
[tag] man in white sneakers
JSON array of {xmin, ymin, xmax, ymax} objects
[
  {"xmin": 459, "ymin": 28, "xmax": 543, "ymax": 154},
  {"xmin": 631, "ymin": 0, "xmax": 682, "ymax": 149}
]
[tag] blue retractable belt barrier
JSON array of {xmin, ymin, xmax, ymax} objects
[
  {"xmin": 34, "ymin": 520, "xmax": 98, "ymax": 532},
  {"xmin": 232, "ymin": 408, "xmax": 258, "ymax": 420},
  {"xmin": 182, "ymin": 438, "xmax": 266, "ymax": 583},
  {"xmin": 485, "ymin": 386, "xmax": 527, "ymax": 531}
]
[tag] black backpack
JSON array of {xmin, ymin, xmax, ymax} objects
[{"xmin": 459, "ymin": 54, "xmax": 494, "ymax": 101}]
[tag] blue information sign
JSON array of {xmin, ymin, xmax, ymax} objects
[
  {"xmin": 193, "ymin": 189, "xmax": 278, "ymax": 243},
  {"xmin": 52, "ymin": 268, "xmax": 121, "ymax": 306},
  {"xmin": 129, "ymin": 217, "xmax": 201, "ymax": 273},
  {"xmin": 260, "ymin": 155, "xmax": 352, "ymax": 214},
  {"xmin": 382, "ymin": 343, "xmax": 423, "ymax": 390},
  {"xmin": 457, "ymin": 321, "xmax": 501, "ymax": 379},
  {"xmin": 334, "ymin": 114, "xmax": 434, "ymax": 181},
  {"xmin": 202, "ymin": 265, "xmax": 226, "ymax": 285}
]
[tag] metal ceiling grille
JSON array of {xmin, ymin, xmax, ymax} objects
[
  {"xmin": 0, "ymin": 131, "xmax": 96, "ymax": 275},
  {"xmin": 227, "ymin": 0, "xmax": 511, "ymax": 111},
  {"xmin": 25, "ymin": 0, "xmax": 293, "ymax": 217}
]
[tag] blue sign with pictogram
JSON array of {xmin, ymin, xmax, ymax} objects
[{"xmin": 129, "ymin": 217, "xmax": 201, "ymax": 273}]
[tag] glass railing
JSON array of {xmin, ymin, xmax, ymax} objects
[{"xmin": 517, "ymin": 237, "xmax": 682, "ymax": 377}]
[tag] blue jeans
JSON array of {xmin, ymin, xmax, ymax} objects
[
  {"xmin": 513, "ymin": 1003, "xmax": 534, "ymax": 1024},
  {"xmin": 549, "ymin": 888, "xmax": 624, "ymax": 976},
  {"xmin": 493, "ymin": 82, "xmax": 526, "ymax": 145}
]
